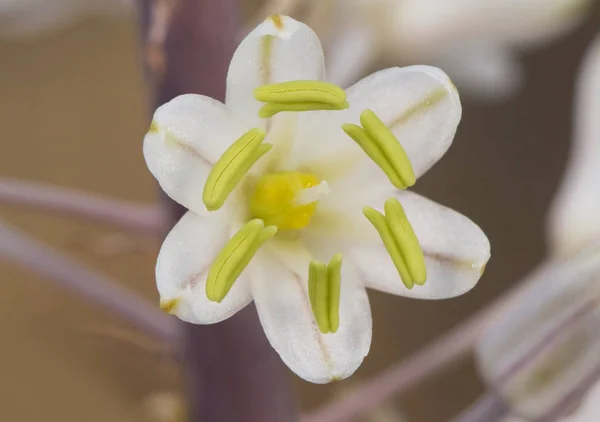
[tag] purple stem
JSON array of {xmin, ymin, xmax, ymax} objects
[
  {"xmin": 451, "ymin": 392, "xmax": 510, "ymax": 422},
  {"xmin": 0, "ymin": 178, "xmax": 164, "ymax": 234},
  {"xmin": 140, "ymin": 1, "xmax": 296, "ymax": 421},
  {"xmin": 0, "ymin": 220, "xmax": 179, "ymax": 345}
]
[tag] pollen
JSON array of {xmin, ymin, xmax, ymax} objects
[
  {"xmin": 269, "ymin": 13, "xmax": 284, "ymax": 30},
  {"xmin": 160, "ymin": 298, "xmax": 180, "ymax": 314},
  {"xmin": 249, "ymin": 172, "xmax": 326, "ymax": 230}
]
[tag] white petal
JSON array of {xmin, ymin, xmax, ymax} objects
[
  {"xmin": 548, "ymin": 35, "xmax": 600, "ymax": 257},
  {"xmin": 156, "ymin": 210, "xmax": 252, "ymax": 324},
  {"xmin": 226, "ymin": 15, "xmax": 326, "ymax": 127},
  {"xmin": 143, "ymin": 94, "xmax": 252, "ymax": 214},
  {"xmin": 292, "ymin": 66, "xmax": 461, "ymax": 180},
  {"xmin": 351, "ymin": 190, "xmax": 490, "ymax": 299},
  {"xmin": 251, "ymin": 245, "xmax": 372, "ymax": 383},
  {"xmin": 476, "ymin": 247, "xmax": 600, "ymax": 420}
]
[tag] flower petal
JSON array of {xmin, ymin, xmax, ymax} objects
[
  {"xmin": 226, "ymin": 15, "xmax": 326, "ymax": 127},
  {"xmin": 292, "ymin": 66, "xmax": 461, "ymax": 180},
  {"xmin": 476, "ymin": 248, "xmax": 600, "ymax": 420},
  {"xmin": 156, "ymin": 210, "xmax": 252, "ymax": 324},
  {"xmin": 351, "ymin": 190, "xmax": 490, "ymax": 299},
  {"xmin": 251, "ymin": 245, "xmax": 371, "ymax": 383},
  {"xmin": 143, "ymin": 94, "xmax": 253, "ymax": 214},
  {"xmin": 548, "ymin": 35, "xmax": 600, "ymax": 257}
]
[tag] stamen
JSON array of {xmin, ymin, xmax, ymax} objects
[
  {"xmin": 206, "ymin": 220, "xmax": 277, "ymax": 303},
  {"xmin": 363, "ymin": 198, "xmax": 426, "ymax": 289},
  {"xmin": 295, "ymin": 181, "xmax": 330, "ymax": 206},
  {"xmin": 308, "ymin": 253, "xmax": 343, "ymax": 334},
  {"xmin": 254, "ymin": 80, "xmax": 349, "ymax": 117},
  {"xmin": 249, "ymin": 172, "xmax": 322, "ymax": 230},
  {"xmin": 258, "ymin": 101, "xmax": 350, "ymax": 118},
  {"xmin": 342, "ymin": 109, "xmax": 416, "ymax": 190},
  {"xmin": 203, "ymin": 128, "xmax": 271, "ymax": 211}
]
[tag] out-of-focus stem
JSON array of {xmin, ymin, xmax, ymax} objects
[
  {"xmin": 451, "ymin": 392, "xmax": 510, "ymax": 422},
  {"xmin": 0, "ymin": 220, "xmax": 179, "ymax": 345},
  {"xmin": 0, "ymin": 178, "xmax": 164, "ymax": 234},
  {"xmin": 140, "ymin": 1, "xmax": 296, "ymax": 421}
]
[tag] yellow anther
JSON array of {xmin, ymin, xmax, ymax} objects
[
  {"xmin": 249, "ymin": 171, "xmax": 325, "ymax": 230},
  {"xmin": 363, "ymin": 198, "xmax": 426, "ymax": 289},
  {"xmin": 308, "ymin": 253, "xmax": 343, "ymax": 334},
  {"xmin": 206, "ymin": 220, "xmax": 277, "ymax": 303},
  {"xmin": 160, "ymin": 297, "xmax": 180, "ymax": 314},
  {"xmin": 254, "ymin": 80, "xmax": 349, "ymax": 117},
  {"xmin": 342, "ymin": 109, "xmax": 416, "ymax": 189},
  {"xmin": 203, "ymin": 128, "xmax": 271, "ymax": 211}
]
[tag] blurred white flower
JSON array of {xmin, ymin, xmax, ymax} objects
[
  {"xmin": 0, "ymin": 0, "xmax": 128, "ymax": 37},
  {"xmin": 144, "ymin": 15, "xmax": 490, "ymax": 383},
  {"xmin": 562, "ymin": 381, "xmax": 600, "ymax": 422},
  {"xmin": 320, "ymin": 0, "xmax": 592, "ymax": 99},
  {"xmin": 476, "ymin": 34, "xmax": 600, "ymax": 420}
]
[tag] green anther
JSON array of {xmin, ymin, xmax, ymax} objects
[
  {"xmin": 383, "ymin": 198, "xmax": 426, "ymax": 285},
  {"xmin": 255, "ymin": 81, "xmax": 347, "ymax": 105},
  {"xmin": 363, "ymin": 207, "xmax": 413, "ymax": 289},
  {"xmin": 206, "ymin": 220, "xmax": 277, "ymax": 303},
  {"xmin": 342, "ymin": 109, "xmax": 416, "ymax": 190},
  {"xmin": 341, "ymin": 123, "xmax": 406, "ymax": 189},
  {"xmin": 360, "ymin": 109, "xmax": 416, "ymax": 187},
  {"xmin": 203, "ymin": 128, "xmax": 271, "ymax": 211},
  {"xmin": 313, "ymin": 261, "xmax": 329, "ymax": 333},
  {"xmin": 259, "ymin": 101, "xmax": 349, "ymax": 118},
  {"xmin": 308, "ymin": 254, "xmax": 343, "ymax": 334},
  {"xmin": 363, "ymin": 199, "xmax": 426, "ymax": 289},
  {"xmin": 254, "ymin": 80, "xmax": 349, "ymax": 117}
]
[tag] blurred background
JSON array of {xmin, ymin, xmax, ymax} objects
[{"xmin": 1, "ymin": 1, "xmax": 600, "ymax": 421}]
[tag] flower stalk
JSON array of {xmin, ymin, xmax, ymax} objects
[{"xmin": 139, "ymin": 1, "xmax": 295, "ymax": 421}]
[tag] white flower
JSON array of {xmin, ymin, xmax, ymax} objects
[
  {"xmin": 144, "ymin": 15, "xmax": 490, "ymax": 383},
  {"xmin": 0, "ymin": 0, "xmax": 127, "ymax": 38},
  {"xmin": 476, "ymin": 34, "xmax": 600, "ymax": 420},
  {"xmin": 319, "ymin": 0, "xmax": 591, "ymax": 99}
]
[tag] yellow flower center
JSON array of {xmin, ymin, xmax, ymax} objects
[{"xmin": 249, "ymin": 171, "xmax": 326, "ymax": 230}]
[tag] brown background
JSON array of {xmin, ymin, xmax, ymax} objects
[{"xmin": 1, "ymin": 3, "xmax": 599, "ymax": 421}]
